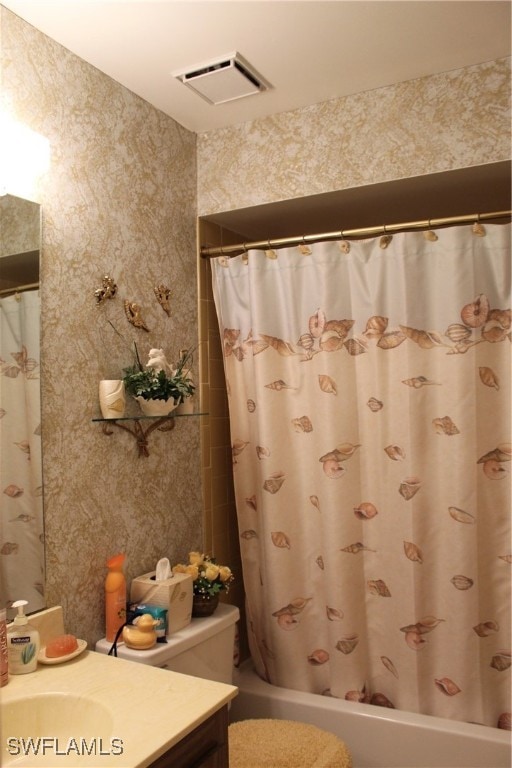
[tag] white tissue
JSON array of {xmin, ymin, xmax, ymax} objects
[{"xmin": 155, "ymin": 557, "xmax": 171, "ymax": 581}]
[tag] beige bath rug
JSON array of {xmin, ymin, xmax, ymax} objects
[{"xmin": 228, "ymin": 718, "xmax": 353, "ymax": 768}]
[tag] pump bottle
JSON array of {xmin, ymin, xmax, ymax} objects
[
  {"xmin": 105, "ymin": 553, "xmax": 126, "ymax": 642},
  {"xmin": 7, "ymin": 600, "xmax": 40, "ymax": 674}
]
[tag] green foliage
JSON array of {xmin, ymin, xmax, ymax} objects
[{"xmin": 123, "ymin": 348, "xmax": 195, "ymax": 403}]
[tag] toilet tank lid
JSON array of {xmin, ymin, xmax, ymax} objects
[{"xmin": 95, "ymin": 603, "xmax": 240, "ymax": 665}]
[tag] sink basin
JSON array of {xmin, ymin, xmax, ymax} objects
[{"xmin": 1, "ymin": 693, "xmax": 114, "ymax": 766}]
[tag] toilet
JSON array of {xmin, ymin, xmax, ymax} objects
[{"xmin": 95, "ymin": 602, "xmax": 240, "ymax": 684}]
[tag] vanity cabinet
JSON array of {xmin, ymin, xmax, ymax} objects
[{"xmin": 147, "ymin": 706, "xmax": 229, "ymax": 768}]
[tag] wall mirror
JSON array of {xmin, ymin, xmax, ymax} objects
[{"xmin": 0, "ymin": 193, "xmax": 44, "ymax": 618}]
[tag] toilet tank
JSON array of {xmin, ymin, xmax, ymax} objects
[{"xmin": 95, "ymin": 603, "xmax": 240, "ymax": 685}]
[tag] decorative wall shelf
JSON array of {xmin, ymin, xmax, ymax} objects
[{"xmin": 92, "ymin": 413, "xmax": 207, "ymax": 458}]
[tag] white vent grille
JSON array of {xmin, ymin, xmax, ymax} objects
[{"xmin": 173, "ymin": 52, "xmax": 269, "ymax": 105}]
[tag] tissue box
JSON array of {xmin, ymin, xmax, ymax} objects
[{"xmin": 130, "ymin": 571, "xmax": 193, "ymax": 635}]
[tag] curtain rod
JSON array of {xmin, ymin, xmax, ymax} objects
[
  {"xmin": 0, "ymin": 281, "xmax": 39, "ymax": 297},
  {"xmin": 200, "ymin": 209, "xmax": 512, "ymax": 258}
]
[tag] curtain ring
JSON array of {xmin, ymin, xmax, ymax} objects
[{"xmin": 383, "ymin": 224, "xmax": 387, "ymax": 234}]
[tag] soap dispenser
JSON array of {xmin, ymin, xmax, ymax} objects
[{"xmin": 7, "ymin": 600, "xmax": 40, "ymax": 674}]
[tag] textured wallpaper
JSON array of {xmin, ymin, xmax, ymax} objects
[
  {"xmin": 1, "ymin": 7, "xmax": 200, "ymax": 647},
  {"xmin": 198, "ymin": 57, "xmax": 511, "ymax": 216}
]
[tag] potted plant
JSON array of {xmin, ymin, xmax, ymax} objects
[
  {"xmin": 123, "ymin": 347, "xmax": 195, "ymax": 417},
  {"xmin": 172, "ymin": 551, "xmax": 234, "ymax": 616}
]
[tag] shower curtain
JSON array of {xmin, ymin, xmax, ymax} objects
[
  {"xmin": 212, "ymin": 223, "xmax": 511, "ymax": 728},
  {"xmin": 0, "ymin": 290, "xmax": 44, "ymax": 617}
]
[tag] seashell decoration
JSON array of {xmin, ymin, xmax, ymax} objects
[
  {"xmin": 377, "ymin": 330, "xmax": 406, "ymax": 349},
  {"xmin": 404, "ymin": 631, "xmax": 427, "ymax": 650},
  {"xmin": 434, "ymin": 678, "xmax": 461, "ymax": 696},
  {"xmin": 321, "ymin": 459, "xmax": 346, "ymax": 479},
  {"xmin": 497, "ymin": 713, "xmax": 511, "ymax": 731},
  {"xmin": 338, "ymin": 240, "xmax": 351, "ymax": 254},
  {"xmin": 309, "ymin": 309, "xmax": 326, "ymax": 338},
  {"xmin": 271, "ymin": 531, "xmax": 290, "ymax": 549},
  {"xmin": 445, "ymin": 323, "xmax": 472, "ymax": 342},
  {"xmin": 365, "ymin": 315, "xmax": 388, "ymax": 336},
  {"xmin": 232, "ymin": 439, "xmax": 249, "ymax": 462},
  {"xmin": 451, "ymin": 574, "xmax": 474, "ymax": 590},
  {"xmin": 309, "ymin": 495, "xmax": 321, "ymax": 511},
  {"xmin": 263, "ymin": 472, "xmax": 286, "ymax": 494},
  {"xmin": 336, "ymin": 634, "xmax": 359, "ymax": 654},
  {"xmin": 371, "ymin": 693, "xmax": 395, "ymax": 708},
  {"xmin": 379, "ymin": 234, "xmax": 393, "ymax": 249},
  {"xmin": 399, "ymin": 477, "xmax": 422, "ymax": 500},
  {"xmin": 259, "ymin": 334, "xmax": 296, "ymax": 356},
  {"xmin": 0, "ymin": 542, "xmax": 19, "ymax": 555},
  {"xmin": 4, "ymin": 484, "xmax": 24, "ymax": 498},
  {"xmin": 482, "ymin": 460, "xmax": 508, "ymax": 480},
  {"xmin": 381, "ymin": 656, "xmax": 399, "ymax": 678},
  {"xmin": 316, "ymin": 556, "xmax": 325, "ymax": 570},
  {"xmin": 298, "ymin": 332, "xmax": 315, "ymax": 350},
  {"xmin": 384, "ymin": 444, "xmax": 406, "ymax": 461},
  {"xmin": 318, "ymin": 374, "xmax": 337, "ymax": 394},
  {"xmin": 367, "ymin": 397, "xmax": 384, "ymax": 412},
  {"xmin": 472, "ymin": 221, "xmax": 486, "ymax": 237},
  {"xmin": 292, "ymin": 416, "xmax": 313, "ymax": 433},
  {"xmin": 490, "ymin": 651, "xmax": 511, "ymax": 672},
  {"xmin": 423, "ymin": 229, "xmax": 438, "ymax": 242},
  {"xmin": 403, "ymin": 541, "xmax": 423, "ymax": 563},
  {"xmin": 265, "ymin": 379, "xmax": 294, "ymax": 391},
  {"xmin": 340, "ymin": 542, "xmax": 376, "ymax": 554},
  {"xmin": 473, "ymin": 621, "xmax": 499, "ymax": 637},
  {"xmin": 264, "ymin": 249, "xmax": 278, "ymax": 260},
  {"xmin": 319, "ymin": 330, "xmax": 345, "ymax": 352},
  {"xmin": 333, "ymin": 442, "xmax": 360, "ymax": 459},
  {"xmin": 344, "ymin": 337, "xmax": 368, "ymax": 356},
  {"xmin": 460, "ymin": 294, "xmax": 489, "ymax": 328},
  {"xmin": 353, "ymin": 502, "xmax": 378, "ymax": 520},
  {"xmin": 245, "ymin": 495, "xmax": 257, "ymax": 511},
  {"xmin": 247, "ymin": 399, "xmax": 256, "ymax": 412},
  {"xmin": 308, "ymin": 649, "xmax": 330, "ymax": 665},
  {"xmin": 240, "ymin": 529, "xmax": 258, "ymax": 540},
  {"xmin": 432, "ymin": 416, "xmax": 460, "ymax": 435},
  {"xmin": 272, "ymin": 598, "xmax": 312, "ymax": 618},
  {"xmin": 401, "ymin": 376, "xmax": 439, "ymax": 388},
  {"xmin": 400, "ymin": 616, "xmax": 445, "ymax": 635},
  {"xmin": 324, "ymin": 319, "xmax": 355, "ymax": 337},
  {"xmin": 276, "ymin": 614, "xmax": 299, "ymax": 630},
  {"xmin": 256, "ymin": 445, "xmax": 270, "ymax": 459},
  {"xmin": 326, "ymin": 606, "xmax": 344, "ymax": 621},
  {"xmin": 345, "ymin": 688, "xmax": 370, "ymax": 702},
  {"xmin": 448, "ymin": 506, "xmax": 475, "ymax": 524},
  {"xmin": 367, "ymin": 579, "xmax": 391, "ymax": 597},
  {"xmin": 298, "ymin": 244, "xmax": 312, "ymax": 255},
  {"xmin": 498, "ymin": 555, "xmax": 512, "ymax": 564}
]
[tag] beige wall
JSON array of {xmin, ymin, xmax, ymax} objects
[
  {"xmin": 1, "ymin": 7, "xmax": 200, "ymax": 647},
  {"xmin": 198, "ymin": 57, "xmax": 511, "ymax": 216}
]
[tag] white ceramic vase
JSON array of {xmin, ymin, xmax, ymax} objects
[
  {"xmin": 135, "ymin": 396, "xmax": 178, "ymax": 417},
  {"xmin": 99, "ymin": 380, "xmax": 126, "ymax": 419}
]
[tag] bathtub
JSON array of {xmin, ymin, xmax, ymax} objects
[{"xmin": 230, "ymin": 661, "xmax": 511, "ymax": 768}]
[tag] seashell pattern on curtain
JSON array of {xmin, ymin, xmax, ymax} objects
[{"xmin": 211, "ymin": 224, "xmax": 511, "ymax": 728}]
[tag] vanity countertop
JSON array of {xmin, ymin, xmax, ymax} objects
[{"xmin": 1, "ymin": 649, "xmax": 238, "ymax": 767}]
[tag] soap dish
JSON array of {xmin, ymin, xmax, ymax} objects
[{"xmin": 38, "ymin": 638, "xmax": 87, "ymax": 665}]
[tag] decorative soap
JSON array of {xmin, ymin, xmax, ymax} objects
[{"xmin": 45, "ymin": 634, "xmax": 79, "ymax": 658}]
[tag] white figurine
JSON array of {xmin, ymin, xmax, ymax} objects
[{"xmin": 146, "ymin": 348, "xmax": 172, "ymax": 375}]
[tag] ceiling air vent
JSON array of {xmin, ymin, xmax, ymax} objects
[{"xmin": 173, "ymin": 52, "xmax": 269, "ymax": 105}]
